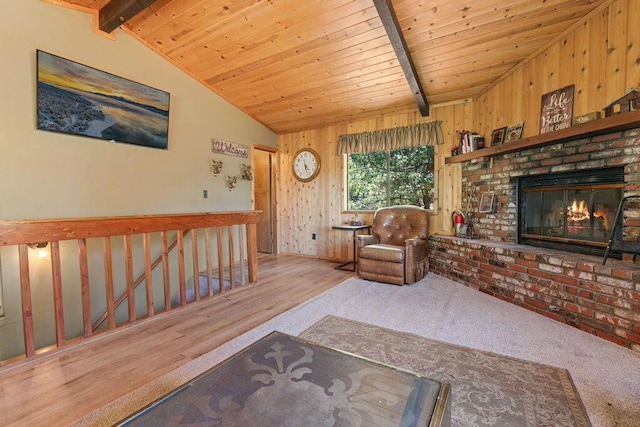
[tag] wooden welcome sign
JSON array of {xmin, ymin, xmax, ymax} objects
[
  {"xmin": 212, "ymin": 138, "xmax": 249, "ymax": 158},
  {"xmin": 540, "ymin": 85, "xmax": 574, "ymax": 134}
]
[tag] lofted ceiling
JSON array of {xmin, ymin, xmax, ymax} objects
[{"xmin": 51, "ymin": 0, "xmax": 607, "ymax": 134}]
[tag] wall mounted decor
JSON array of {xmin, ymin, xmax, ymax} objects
[
  {"xmin": 240, "ymin": 163, "xmax": 253, "ymax": 181},
  {"xmin": 37, "ymin": 50, "xmax": 170, "ymax": 149},
  {"xmin": 504, "ymin": 122, "xmax": 525, "ymax": 142},
  {"xmin": 490, "ymin": 127, "xmax": 507, "ymax": 146},
  {"xmin": 292, "ymin": 148, "xmax": 320, "ymax": 182},
  {"xmin": 603, "ymin": 88, "xmax": 640, "ymax": 117},
  {"xmin": 212, "ymin": 138, "xmax": 249, "ymax": 158},
  {"xmin": 211, "ymin": 159, "xmax": 223, "ymax": 176},
  {"xmin": 225, "ymin": 175, "xmax": 238, "ymax": 190},
  {"xmin": 540, "ymin": 84, "xmax": 574, "ymax": 134},
  {"xmin": 479, "ymin": 191, "xmax": 495, "ymax": 213}
]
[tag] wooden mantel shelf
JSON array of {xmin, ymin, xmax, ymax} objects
[{"xmin": 445, "ymin": 110, "xmax": 640, "ymax": 164}]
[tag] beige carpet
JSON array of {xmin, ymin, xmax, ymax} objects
[
  {"xmin": 300, "ymin": 315, "xmax": 590, "ymax": 427},
  {"xmin": 75, "ymin": 274, "xmax": 640, "ymax": 426}
]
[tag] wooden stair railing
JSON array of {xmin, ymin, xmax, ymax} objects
[
  {"xmin": 0, "ymin": 211, "xmax": 260, "ymax": 365},
  {"xmin": 90, "ymin": 229, "xmax": 191, "ymax": 332}
]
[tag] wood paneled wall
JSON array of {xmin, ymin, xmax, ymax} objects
[
  {"xmin": 277, "ymin": 103, "xmax": 474, "ymax": 259},
  {"xmin": 278, "ymin": 0, "xmax": 640, "ymax": 260},
  {"xmin": 476, "ymin": 0, "xmax": 640, "ymax": 138}
]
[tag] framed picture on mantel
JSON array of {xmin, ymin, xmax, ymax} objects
[{"xmin": 540, "ymin": 84, "xmax": 574, "ymax": 134}]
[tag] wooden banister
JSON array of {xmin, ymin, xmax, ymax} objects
[
  {"xmin": 0, "ymin": 211, "xmax": 261, "ymax": 365},
  {"xmin": 91, "ymin": 229, "xmax": 190, "ymax": 332}
]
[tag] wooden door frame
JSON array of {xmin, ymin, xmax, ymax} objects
[{"xmin": 252, "ymin": 144, "xmax": 279, "ymax": 254}]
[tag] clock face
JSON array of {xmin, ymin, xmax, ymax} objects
[{"xmin": 293, "ymin": 149, "xmax": 320, "ymax": 182}]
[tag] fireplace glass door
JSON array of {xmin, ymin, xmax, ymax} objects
[{"xmin": 518, "ymin": 167, "xmax": 624, "ymax": 256}]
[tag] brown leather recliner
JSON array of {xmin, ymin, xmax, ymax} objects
[{"xmin": 356, "ymin": 205, "xmax": 430, "ymax": 286}]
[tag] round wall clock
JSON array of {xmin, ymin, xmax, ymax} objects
[{"xmin": 292, "ymin": 148, "xmax": 321, "ymax": 182}]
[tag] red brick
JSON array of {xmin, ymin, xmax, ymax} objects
[
  {"xmin": 526, "ymin": 283, "xmax": 550, "ymax": 294},
  {"xmin": 516, "ymin": 258, "xmax": 537, "ymax": 268},
  {"xmin": 564, "ymin": 303, "xmax": 594, "ymax": 317},
  {"xmin": 615, "ymin": 329, "xmax": 640, "ymax": 345},
  {"xmin": 612, "ymin": 269, "xmax": 637, "ymax": 280},
  {"xmin": 582, "ymin": 281, "xmax": 614, "ymax": 294},
  {"xmin": 551, "ymin": 274, "xmax": 579, "ymax": 286},
  {"xmin": 545, "ymin": 312, "xmax": 565, "ymax": 322},
  {"xmin": 529, "ymin": 269, "xmax": 552, "ymax": 280},
  {"xmin": 579, "ymin": 290, "xmax": 594, "ymax": 299},
  {"xmin": 596, "ymin": 296, "xmax": 633, "ymax": 310},
  {"xmin": 595, "ymin": 312, "xmax": 632, "ymax": 328},
  {"xmin": 596, "ymin": 275, "xmax": 635, "ymax": 290},
  {"xmin": 565, "ymin": 286, "xmax": 578, "ymax": 296},
  {"xmin": 595, "ymin": 330, "xmax": 628, "ymax": 346},
  {"xmin": 525, "ymin": 297, "xmax": 548, "ymax": 310},
  {"xmin": 480, "ymin": 264, "xmax": 498, "ymax": 271},
  {"xmin": 576, "ymin": 262, "xmax": 595, "ymax": 272},
  {"xmin": 578, "ymin": 298, "xmax": 597, "ymax": 309},
  {"xmin": 509, "ymin": 264, "xmax": 527, "ymax": 273}
]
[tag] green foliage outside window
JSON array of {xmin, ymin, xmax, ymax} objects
[{"xmin": 347, "ymin": 146, "xmax": 435, "ymax": 211}]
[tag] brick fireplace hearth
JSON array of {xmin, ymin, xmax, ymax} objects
[{"xmin": 430, "ymin": 121, "xmax": 640, "ymax": 352}]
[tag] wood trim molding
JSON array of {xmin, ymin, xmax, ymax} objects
[
  {"xmin": 0, "ymin": 211, "xmax": 261, "ymax": 246},
  {"xmin": 445, "ymin": 110, "xmax": 640, "ymax": 164}
]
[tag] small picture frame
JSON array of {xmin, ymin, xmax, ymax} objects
[
  {"xmin": 505, "ymin": 122, "xmax": 525, "ymax": 142},
  {"xmin": 479, "ymin": 191, "xmax": 495, "ymax": 213},
  {"xmin": 490, "ymin": 127, "xmax": 507, "ymax": 146}
]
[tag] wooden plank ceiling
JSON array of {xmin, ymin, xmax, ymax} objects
[{"xmin": 52, "ymin": 0, "xmax": 608, "ymax": 134}]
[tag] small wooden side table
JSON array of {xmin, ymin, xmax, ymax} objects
[{"xmin": 332, "ymin": 224, "xmax": 371, "ymax": 271}]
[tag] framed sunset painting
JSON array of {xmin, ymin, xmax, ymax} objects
[{"xmin": 36, "ymin": 50, "xmax": 170, "ymax": 150}]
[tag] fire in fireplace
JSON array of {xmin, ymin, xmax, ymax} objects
[{"xmin": 517, "ymin": 167, "xmax": 624, "ymax": 256}]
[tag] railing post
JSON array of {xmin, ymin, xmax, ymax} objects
[
  {"xmin": 50, "ymin": 241, "xmax": 65, "ymax": 346},
  {"xmin": 246, "ymin": 223, "xmax": 258, "ymax": 283},
  {"xmin": 18, "ymin": 244, "xmax": 36, "ymax": 358},
  {"xmin": 78, "ymin": 238, "xmax": 92, "ymax": 338}
]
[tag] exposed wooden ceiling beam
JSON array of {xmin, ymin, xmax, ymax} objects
[
  {"xmin": 99, "ymin": 0, "xmax": 159, "ymax": 33},
  {"xmin": 373, "ymin": 0, "xmax": 429, "ymax": 116}
]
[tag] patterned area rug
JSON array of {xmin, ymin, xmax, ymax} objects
[{"xmin": 300, "ymin": 316, "xmax": 591, "ymax": 427}]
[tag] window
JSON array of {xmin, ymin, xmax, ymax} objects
[{"xmin": 347, "ymin": 145, "xmax": 435, "ymax": 211}]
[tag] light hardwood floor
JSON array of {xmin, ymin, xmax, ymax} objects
[{"xmin": 0, "ymin": 254, "xmax": 352, "ymax": 427}]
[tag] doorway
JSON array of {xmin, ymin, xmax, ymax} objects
[{"xmin": 253, "ymin": 145, "xmax": 277, "ymax": 253}]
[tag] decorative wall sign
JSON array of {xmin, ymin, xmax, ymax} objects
[
  {"xmin": 212, "ymin": 138, "xmax": 249, "ymax": 158},
  {"xmin": 540, "ymin": 84, "xmax": 574, "ymax": 134},
  {"xmin": 37, "ymin": 50, "xmax": 170, "ymax": 149},
  {"xmin": 505, "ymin": 122, "xmax": 525, "ymax": 142},
  {"xmin": 490, "ymin": 127, "xmax": 507, "ymax": 146}
]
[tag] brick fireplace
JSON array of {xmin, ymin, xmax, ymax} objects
[{"xmin": 429, "ymin": 119, "xmax": 640, "ymax": 352}]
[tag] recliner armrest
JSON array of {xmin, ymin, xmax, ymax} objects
[
  {"xmin": 405, "ymin": 237, "xmax": 427, "ymax": 247},
  {"xmin": 356, "ymin": 235, "xmax": 379, "ymax": 247}
]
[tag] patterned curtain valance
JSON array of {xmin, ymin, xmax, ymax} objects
[{"xmin": 338, "ymin": 121, "xmax": 444, "ymax": 154}]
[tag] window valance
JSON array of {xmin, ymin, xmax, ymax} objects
[{"xmin": 338, "ymin": 121, "xmax": 444, "ymax": 154}]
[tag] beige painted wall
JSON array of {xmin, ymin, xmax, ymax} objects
[
  {"xmin": 0, "ymin": 1, "xmax": 277, "ymax": 221},
  {"xmin": 0, "ymin": 1, "xmax": 276, "ymax": 359}
]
